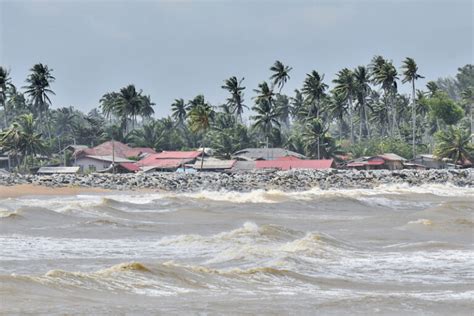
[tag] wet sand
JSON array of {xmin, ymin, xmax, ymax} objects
[{"xmin": 0, "ymin": 184, "xmax": 113, "ymax": 198}]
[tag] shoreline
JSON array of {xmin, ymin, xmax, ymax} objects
[{"xmin": 0, "ymin": 169, "xmax": 472, "ymax": 195}]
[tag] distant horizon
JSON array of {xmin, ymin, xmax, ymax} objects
[{"xmin": 1, "ymin": 0, "xmax": 472, "ymax": 117}]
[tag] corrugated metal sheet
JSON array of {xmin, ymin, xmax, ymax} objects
[
  {"xmin": 37, "ymin": 167, "xmax": 80, "ymax": 174},
  {"xmin": 85, "ymin": 155, "xmax": 133, "ymax": 163},
  {"xmin": 151, "ymin": 151, "xmax": 202, "ymax": 159},
  {"xmin": 275, "ymin": 156, "xmax": 302, "ymax": 161},
  {"xmin": 77, "ymin": 141, "xmax": 155, "ymax": 159},
  {"xmin": 376, "ymin": 153, "xmax": 407, "ymax": 161},
  {"xmin": 193, "ymin": 159, "xmax": 236, "ymax": 170},
  {"xmin": 231, "ymin": 161, "xmax": 257, "ymax": 171},
  {"xmin": 118, "ymin": 162, "xmax": 140, "ymax": 172},
  {"xmin": 232, "ymin": 148, "xmax": 306, "ymax": 161},
  {"xmin": 256, "ymin": 159, "xmax": 335, "ymax": 170},
  {"xmin": 138, "ymin": 158, "xmax": 192, "ymax": 169}
]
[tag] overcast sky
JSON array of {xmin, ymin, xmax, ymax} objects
[{"xmin": 1, "ymin": 0, "xmax": 472, "ymax": 117}]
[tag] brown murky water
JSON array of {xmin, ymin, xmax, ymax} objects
[{"xmin": 1, "ymin": 184, "xmax": 473, "ymax": 315}]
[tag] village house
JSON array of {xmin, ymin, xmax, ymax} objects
[
  {"xmin": 137, "ymin": 150, "xmax": 202, "ymax": 172},
  {"xmin": 72, "ymin": 141, "xmax": 155, "ymax": 173},
  {"xmin": 413, "ymin": 154, "xmax": 446, "ymax": 169},
  {"xmin": 347, "ymin": 153, "xmax": 407, "ymax": 170}
]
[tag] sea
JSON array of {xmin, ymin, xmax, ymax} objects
[{"xmin": 0, "ymin": 184, "xmax": 473, "ymax": 315}]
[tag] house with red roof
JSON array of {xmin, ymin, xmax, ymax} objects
[
  {"xmin": 347, "ymin": 153, "xmax": 406, "ymax": 170},
  {"xmin": 72, "ymin": 141, "xmax": 156, "ymax": 173},
  {"xmin": 137, "ymin": 150, "xmax": 202, "ymax": 172}
]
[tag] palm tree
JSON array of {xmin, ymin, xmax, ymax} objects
[
  {"xmin": 302, "ymin": 71, "xmax": 328, "ymax": 119},
  {"xmin": 327, "ymin": 91, "xmax": 347, "ymax": 141},
  {"xmin": 0, "ymin": 66, "xmax": 13, "ymax": 128},
  {"xmin": 274, "ymin": 94, "xmax": 291, "ymax": 129},
  {"xmin": 253, "ymin": 81, "xmax": 275, "ymax": 107},
  {"xmin": 0, "ymin": 114, "xmax": 45, "ymax": 170},
  {"xmin": 270, "ymin": 60, "xmax": 292, "ymax": 92},
  {"xmin": 290, "ymin": 89, "xmax": 305, "ymax": 121},
  {"xmin": 99, "ymin": 85, "xmax": 155, "ymax": 134},
  {"xmin": 221, "ymin": 76, "xmax": 247, "ymax": 121},
  {"xmin": 251, "ymin": 100, "xmax": 280, "ymax": 148},
  {"xmin": 434, "ymin": 127, "xmax": 473, "ymax": 164},
  {"xmin": 372, "ymin": 60, "xmax": 399, "ymax": 136},
  {"xmin": 333, "ymin": 68, "xmax": 356, "ymax": 143},
  {"xmin": 426, "ymin": 81, "xmax": 439, "ymax": 97},
  {"xmin": 354, "ymin": 66, "xmax": 371, "ymax": 139},
  {"xmin": 188, "ymin": 103, "xmax": 215, "ymax": 169},
  {"xmin": 461, "ymin": 87, "xmax": 474, "ymax": 143},
  {"xmin": 171, "ymin": 98, "xmax": 187, "ymax": 126},
  {"xmin": 23, "ymin": 63, "xmax": 55, "ymax": 120},
  {"xmin": 302, "ymin": 118, "xmax": 327, "ymax": 159},
  {"xmin": 401, "ymin": 57, "xmax": 424, "ymax": 158}
]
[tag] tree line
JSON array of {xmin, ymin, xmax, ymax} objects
[{"xmin": 0, "ymin": 58, "xmax": 473, "ymax": 171}]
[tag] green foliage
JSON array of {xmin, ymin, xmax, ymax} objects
[
  {"xmin": 434, "ymin": 127, "xmax": 473, "ymax": 163},
  {"xmin": 428, "ymin": 92, "xmax": 464, "ymax": 125}
]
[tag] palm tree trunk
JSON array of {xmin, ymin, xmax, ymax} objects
[
  {"xmin": 359, "ymin": 106, "xmax": 363, "ymax": 141},
  {"xmin": 3, "ymin": 103, "xmax": 7, "ymax": 128},
  {"xmin": 363, "ymin": 103, "xmax": 371, "ymax": 139},
  {"xmin": 391, "ymin": 92, "xmax": 397, "ymax": 137},
  {"xmin": 348, "ymin": 97, "xmax": 354, "ymax": 144},
  {"xmin": 339, "ymin": 117, "xmax": 343, "ymax": 141},
  {"xmin": 412, "ymin": 80, "xmax": 416, "ymax": 159},
  {"xmin": 317, "ymin": 136, "xmax": 320, "ymax": 160},
  {"xmin": 470, "ymin": 102, "xmax": 473, "ymax": 144}
]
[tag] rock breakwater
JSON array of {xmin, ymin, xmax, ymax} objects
[{"xmin": 0, "ymin": 169, "xmax": 472, "ymax": 192}]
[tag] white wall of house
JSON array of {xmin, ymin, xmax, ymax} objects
[{"xmin": 74, "ymin": 157, "xmax": 111, "ymax": 173}]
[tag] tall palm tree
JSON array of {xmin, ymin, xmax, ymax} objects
[
  {"xmin": 333, "ymin": 68, "xmax": 356, "ymax": 143},
  {"xmin": 302, "ymin": 118, "xmax": 327, "ymax": 159},
  {"xmin": 99, "ymin": 85, "xmax": 155, "ymax": 134},
  {"xmin": 354, "ymin": 66, "xmax": 371, "ymax": 139},
  {"xmin": 426, "ymin": 81, "xmax": 439, "ymax": 97},
  {"xmin": 302, "ymin": 71, "xmax": 328, "ymax": 119},
  {"xmin": 251, "ymin": 100, "xmax": 280, "ymax": 148},
  {"xmin": 372, "ymin": 60, "xmax": 399, "ymax": 136},
  {"xmin": 401, "ymin": 57, "xmax": 424, "ymax": 158},
  {"xmin": 434, "ymin": 127, "xmax": 473, "ymax": 164},
  {"xmin": 221, "ymin": 76, "xmax": 247, "ymax": 121},
  {"xmin": 270, "ymin": 60, "xmax": 292, "ymax": 92},
  {"xmin": 188, "ymin": 103, "xmax": 215, "ymax": 169},
  {"xmin": 274, "ymin": 94, "xmax": 291, "ymax": 129},
  {"xmin": 253, "ymin": 81, "xmax": 275, "ymax": 107},
  {"xmin": 290, "ymin": 89, "xmax": 305, "ymax": 121},
  {"xmin": 0, "ymin": 114, "xmax": 45, "ymax": 170},
  {"xmin": 327, "ymin": 91, "xmax": 347, "ymax": 141},
  {"xmin": 23, "ymin": 63, "xmax": 55, "ymax": 120},
  {"xmin": 0, "ymin": 66, "xmax": 13, "ymax": 128},
  {"xmin": 461, "ymin": 87, "xmax": 474, "ymax": 143},
  {"xmin": 171, "ymin": 98, "xmax": 187, "ymax": 126}
]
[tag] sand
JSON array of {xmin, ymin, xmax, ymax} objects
[{"xmin": 0, "ymin": 184, "xmax": 112, "ymax": 198}]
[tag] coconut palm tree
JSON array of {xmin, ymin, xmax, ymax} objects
[
  {"xmin": 221, "ymin": 76, "xmax": 247, "ymax": 121},
  {"xmin": 434, "ymin": 127, "xmax": 473, "ymax": 164},
  {"xmin": 327, "ymin": 91, "xmax": 347, "ymax": 141},
  {"xmin": 0, "ymin": 114, "xmax": 45, "ymax": 170},
  {"xmin": 253, "ymin": 81, "xmax": 275, "ymax": 107},
  {"xmin": 0, "ymin": 66, "xmax": 13, "ymax": 128},
  {"xmin": 426, "ymin": 81, "xmax": 439, "ymax": 97},
  {"xmin": 354, "ymin": 66, "xmax": 371, "ymax": 139},
  {"xmin": 251, "ymin": 100, "xmax": 280, "ymax": 148},
  {"xmin": 302, "ymin": 71, "xmax": 328, "ymax": 119},
  {"xmin": 461, "ymin": 87, "xmax": 474, "ymax": 143},
  {"xmin": 23, "ymin": 63, "xmax": 55, "ymax": 120},
  {"xmin": 99, "ymin": 85, "xmax": 155, "ymax": 134},
  {"xmin": 401, "ymin": 57, "xmax": 424, "ymax": 158},
  {"xmin": 188, "ymin": 103, "xmax": 215, "ymax": 169},
  {"xmin": 333, "ymin": 68, "xmax": 356, "ymax": 143},
  {"xmin": 372, "ymin": 60, "xmax": 399, "ymax": 136},
  {"xmin": 270, "ymin": 60, "xmax": 292, "ymax": 92},
  {"xmin": 171, "ymin": 98, "xmax": 187, "ymax": 126},
  {"xmin": 290, "ymin": 89, "xmax": 305, "ymax": 121},
  {"xmin": 302, "ymin": 118, "xmax": 327, "ymax": 159}
]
